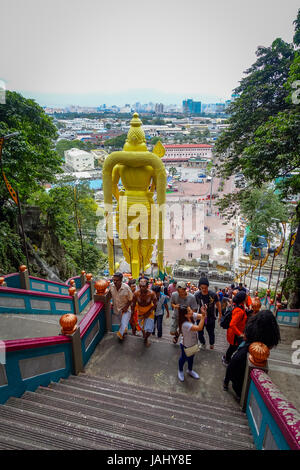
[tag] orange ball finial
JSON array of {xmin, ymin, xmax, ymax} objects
[
  {"xmin": 19, "ymin": 265, "xmax": 27, "ymax": 272},
  {"xmin": 252, "ymin": 297, "xmax": 261, "ymax": 314},
  {"xmin": 95, "ymin": 279, "xmax": 109, "ymax": 295},
  {"xmin": 68, "ymin": 286, "xmax": 76, "ymax": 296},
  {"xmin": 60, "ymin": 314, "xmax": 78, "ymax": 335},
  {"xmin": 86, "ymin": 273, "xmax": 93, "ymax": 282},
  {"xmin": 0, "ymin": 277, "xmax": 5, "ymax": 286},
  {"xmin": 249, "ymin": 342, "xmax": 270, "ymax": 367}
]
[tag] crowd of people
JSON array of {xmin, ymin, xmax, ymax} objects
[{"xmin": 107, "ymin": 272, "xmax": 280, "ymax": 398}]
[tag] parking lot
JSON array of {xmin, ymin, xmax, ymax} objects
[{"xmin": 164, "ymin": 172, "xmax": 235, "ymax": 267}]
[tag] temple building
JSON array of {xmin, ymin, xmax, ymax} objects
[{"xmin": 162, "ymin": 143, "xmax": 213, "ymax": 168}]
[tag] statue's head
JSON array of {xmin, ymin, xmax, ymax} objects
[{"xmin": 123, "ymin": 113, "xmax": 148, "ymax": 152}]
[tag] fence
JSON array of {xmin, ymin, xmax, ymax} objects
[
  {"xmin": 0, "ymin": 301, "xmax": 105, "ymax": 404},
  {"xmin": 246, "ymin": 369, "xmax": 300, "ymax": 450},
  {"xmin": 0, "ymin": 277, "xmax": 92, "ymax": 315}
]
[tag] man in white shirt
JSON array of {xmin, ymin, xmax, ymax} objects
[
  {"xmin": 108, "ymin": 272, "xmax": 133, "ymax": 341},
  {"xmin": 170, "ymin": 281, "xmax": 198, "ymax": 344}
]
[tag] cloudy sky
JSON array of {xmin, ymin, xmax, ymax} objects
[{"xmin": 1, "ymin": 0, "xmax": 299, "ymax": 106}]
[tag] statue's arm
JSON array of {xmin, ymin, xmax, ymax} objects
[
  {"xmin": 149, "ymin": 169, "xmax": 157, "ymax": 192},
  {"xmin": 112, "ymin": 165, "xmax": 120, "ymax": 201}
]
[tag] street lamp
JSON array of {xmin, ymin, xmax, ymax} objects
[{"xmin": 208, "ymin": 169, "xmax": 214, "ymax": 216}]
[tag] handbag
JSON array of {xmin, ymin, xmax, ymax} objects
[{"xmin": 184, "ymin": 343, "xmax": 200, "ymax": 357}]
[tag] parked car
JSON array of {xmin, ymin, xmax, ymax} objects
[
  {"xmin": 223, "ymin": 271, "xmax": 234, "ymax": 281},
  {"xmin": 208, "ymin": 270, "xmax": 219, "ymax": 279}
]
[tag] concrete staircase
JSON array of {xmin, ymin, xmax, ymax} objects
[{"xmin": 0, "ymin": 373, "xmax": 254, "ymax": 450}]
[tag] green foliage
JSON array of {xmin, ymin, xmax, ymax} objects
[
  {"xmin": 215, "ymin": 10, "xmax": 300, "ymax": 306},
  {"xmin": 27, "ymin": 182, "xmax": 98, "ymax": 243},
  {"xmin": 0, "ymin": 91, "xmax": 62, "ymax": 202},
  {"xmin": 152, "ymin": 118, "xmax": 165, "ymax": 125},
  {"xmin": 0, "ymin": 91, "xmax": 108, "ymax": 279},
  {"xmin": 0, "ymin": 221, "xmax": 25, "ymax": 273},
  {"xmin": 56, "ymin": 139, "xmax": 94, "ymax": 158},
  {"xmin": 239, "ymin": 187, "xmax": 289, "ymax": 244},
  {"xmin": 281, "ymin": 255, "xmax": 300, "ymax": 296},
  {"xmin": 26, "ymin": 182, "xmax": 107, "ymax": 277},
  {"xmin": 150, "ymin": 136, "xmax": 161, "ymax": 145},
  {"xmin": 104, "ymin": 134, "xmax": 127, "ymax": 149},
  {"xmin": 206, "ymin": 161, "xmax": 213, "ymax": 173},
  {"xmin": 168, "ymin": 167, "xmax": 178, "ymax": 176},
  {"xmin": 215, "ymin": 38, "xmax": 295, "ymax": 183},
  {"xmin": 62, "ymin": 240, "xmax": 108, "ymax": 276},
  {"xmin": 258, "ymin": 288, "xmax": 275, "ymax": 299}
]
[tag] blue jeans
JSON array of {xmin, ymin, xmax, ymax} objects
[
  {"xmin": 178, "ymin": 343, "xmax": 194, "ymax": 372},
  {"xmin": 153, "ymin": 315, "xmax": 163, "ymax": 337}
]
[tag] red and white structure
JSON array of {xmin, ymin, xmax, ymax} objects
[{"xmin": 162, "ymin": 144, "xmax": 213, "ymax": 165}]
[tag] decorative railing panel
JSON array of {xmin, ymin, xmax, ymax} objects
[
  {"xmin": 0, "ymin": 336, "xmax": 73, "ymax": 405},
  {"xmin": 246, "ymin": 369, "xmax": 300, "ymax": 450},
  {"xmin": 29, "ymin": 276, "xmax": 70, "ymax": 295},
  {"xmin": 0, "ymin": 287, "xmax": 74, "ymax": 315},
  {"xmin": 80, "ymin": 302, "xmax": 105, "ymax": 366}
]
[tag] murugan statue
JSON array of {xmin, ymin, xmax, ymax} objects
[{"xmin": 102, "ymin": 113, "xmax": 166, "ymax": 279}]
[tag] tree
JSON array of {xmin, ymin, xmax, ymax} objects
[
  {"xmin": 0, "ymin": 91, "xmax": 62, "ymax": 272},
  {"xmin": 104, "ymin": 134, "xmax": 127, "ymax": 149},
  {"xmin": 215, "ymin": 10, "xmax": 300, "ymax": 307},
  {"xmin": 240, "ymin": 187, "xmax": 289, "ymax": 243},
  {"xmin": 0, "ymin": 91, "xmax": 62, "ymax": 203},
  {"xmin": 56, "ymin": 139, "xmax": 94, "ymax": 158},
  {"xmin": 27, "ymin": 182, "xmax": 107, "ymax": 277},
  {"xmin": 215, "ymin": 38, "xmax": 295, "ymax": 183},
  {"xmin": 150, "ymin": 136, "xmax": 161, "ymax": 146},
  {"xmin": 168, "ymin": 167, "xmax": 177, "ymax": 177}
]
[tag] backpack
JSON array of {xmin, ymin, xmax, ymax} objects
[{"xmin": 220, "ymin": 306, "xmax": 233, "ymax": 329}]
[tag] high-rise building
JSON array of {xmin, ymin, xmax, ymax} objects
[
  {"xmin": 193, "ymin": 101, "xmax": 201, "ymax": 113},
  {"xmin": 155, "ymin": 103, "xmax": 164, "ymax": 113},
  {"xmin": 182, "ymin": 99, "xmax": 201, "ymax": 114}
]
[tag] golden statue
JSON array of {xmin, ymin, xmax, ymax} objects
[{"xmin": 102, "ymin": 113, "xmax": 166, "ymax": 279}]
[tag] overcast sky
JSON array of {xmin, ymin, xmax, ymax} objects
[{"xmin": 1, "ymin": 0, "xmax": 299, "ymax": 106}]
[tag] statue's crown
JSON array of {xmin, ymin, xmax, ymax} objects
[{"xmin": 123, "ymin": 113, "xmax": 148, "ymax": 152}]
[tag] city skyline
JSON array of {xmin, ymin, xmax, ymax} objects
[{"xmin": 1, "ymin": 0, "xmax": 299, "ymax": 108}]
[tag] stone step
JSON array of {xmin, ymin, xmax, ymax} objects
[
  {"xmin": 44, "ymin": 380, "xmax": 249, "ymax": 430},
  {"xmin": 77, "ymin": 372, "xmax": 243, "ymax": 416},
  {"xmin": 35, "ymin": 384, "xmax": 248, "ymax": 435},
  {"xmin": 0, "ymin": 404, "xmax": 151, "ymax": 450},
  {"xmin": 7, "ymin": 396, "xmax": 240, "ymax": 451},
  {"xmin": 0, "ymin": 434, "xmax": 47, "ymax": 450},
  {"xmin": 0, "ymin": 416, "xmax": 85, "ymax": 450},
  {"xmin": 16, "ymin": 390, "xmax": 253, "ymax": 450},
  {"xmin": 66, "ymin": 375, "xmax": 246, "ymax": 422}
]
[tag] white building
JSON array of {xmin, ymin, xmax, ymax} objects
[
  {"xmin": 64, "ymin": 148, "xmax": 95, "ymax": 172},
  {"xmin": 162, "ymin": 144, "xmax": 212, "ymax": 163}
]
